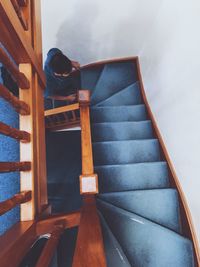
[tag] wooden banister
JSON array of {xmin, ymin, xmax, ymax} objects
[
  {"xmin": 0, "ymin": 47, "xmax": 30, "ymax": 89},
  {"xmin": 78, "ymin": 90, "xmax": 98, "ymax": 194},
  {"xmin": 0, "ymin": 84, "xmax": 30, "ymax": 115},
  {"xmin": 44, "ymin": 103, "xmax": 80, "ymax": 117},
  {"xmin": 35, "ymin": 222, "xmax": 65, "ymax": 267},
  {"xmin": 0, "ymin": 191, "xmax": 32, "ymax": 216},
  {"xmin": 0, "ymin": 161, "xmax": 31, "ymax": 173},
  {"xmin": 73, "ymin": 196, "xmax": 107, "ymax": 267},
  {"xmin": 10, "ymin": 0, "xmax": 28, "ymax": 31},
  {"xmin": 0, "ymin": 121, "xmax": 30, "ymax": 142}
]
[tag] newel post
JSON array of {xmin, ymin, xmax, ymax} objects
[{"xmin": 78, "ymin": 90, "xmax": 98, "ymax": 195}]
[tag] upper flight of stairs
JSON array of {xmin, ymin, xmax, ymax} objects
[{"xmin": 80, "ymin": 58, "xmax": 196, "ymax": 266}]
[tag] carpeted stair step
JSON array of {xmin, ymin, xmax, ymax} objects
[
  {"xmin": 97, "ymin": 201, "xmax": 194, "ymax": 267},
  {"xmin": 93, "ymin": 139, "xmax": 161, "ymax": 166},
  {"xmin": 95, "ymin": 162, "xmax": 169, "ymax": 193},
  {"xmin": 96, "ymin": 82, "xmax": 142, "ymax": 106},
  {"xmin": 91, "ymin": 62, "xmax": 138, "ymax": 105},
  {"xmin": 91, "ymin": 105, "xmax": 147, "ymax": 123},
  {"xmin": 99, "ymin": 211, "xmax": 131, "ymax": 267},
  {"xmin": 81, "ymin": 65, "xmax": 104, "ymax": 91},
  {"xmin": 98, "ymin": 189, "xmax": 182, "ymax": 233},
  {"xmin": 92, "ymin": 121, "xmax": 153, "ymax": 142}
]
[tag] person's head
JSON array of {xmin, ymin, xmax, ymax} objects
[{"xmin": 50, "ymin": 52, "xmax": 72, "ymax": 77}]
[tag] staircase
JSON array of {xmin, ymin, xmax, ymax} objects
[{"xmin": 78, "ymin": 58, "xmax": 196, "ymax": 266}]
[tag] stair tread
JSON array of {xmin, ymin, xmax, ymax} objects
[
  {"xmin": 93, "ymin": 139, "xmax": 161, "ymax": 165},
  {"xmin": 96, "ymin": 81, "xmax": 142, "ymax": 106},
  {"xmin": 98, "ymin": 200, "xmax": 194, "ymax": 267},
  {"xmin": 98, "ymin": 189, "xmax": 181, "ymax": 233},
  {"xmin": 92, "ymin": 120, "xmax": 153, "ymax": 142},
  {"xmin": 99, "ymin": 211, "xmax": 131, "ymax": 267},
  {"xmin": 80, "ymin": 65, "xmax": 104, "ymax": 91},
  {"xmin": 91, "ymin": 61, "xmax": 138, "ymax": 105}
]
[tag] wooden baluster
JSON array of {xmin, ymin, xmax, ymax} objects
[
  {"xmin": 0, "ymin": 162, "xmax": 31, "ymax": 172},
  {"xmin": 0, "ymin": 47, "xmax": 29, "ymax": 89},
  {"xmin": 10, "ymin": 0, "xmax": 28, "ymax": 31},
  {"xmin": 0, "ymin": 121, "xmax": 30, "ymax": 142},
  {"xmin": 0, "ymin": 191, "xmax": 32, "ymax": 216},
  {"xmin": 0, "ymin": 84, "xmax": 30, "ymax": 115}
]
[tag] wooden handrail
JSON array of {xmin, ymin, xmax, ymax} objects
[
  {"xmin": 0, "ymin": 84, "xmax": 30, "ymax": 115},
  {"xmin": 44, "ymin": 103, "xmax": 80, "ymax": 117},
  {"xmin": 0, "ymin": 191, "xmax": 32, "ymax": 216},
  {"xmin": 10, "ymin": 0, "xmax": 28, "ymax": 31},
  {"xmin": 0, "ymin": 0, "xmax": 46, "ymax": 87},
  {"xmin": 73, "ymin": 196, "xmax": 107, "ymax": 267},
  {"xmin": 0, "ymin": 47, "xmax": 30, "ymax": 89},
  {"xmin": 0, "ymin": 162, "xmax": 31, "ymax": 173},
  {"xmin": 35, "ymin": 222, "xmax": 65, "ymax": 267},
  {"xmin": 0, "ymin": 121, "xmax": 30, "ymax": 142}
]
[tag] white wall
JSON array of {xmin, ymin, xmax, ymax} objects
[{"xmin": 41, "ymin": 0, "xmax": 200, "ymax": 242}]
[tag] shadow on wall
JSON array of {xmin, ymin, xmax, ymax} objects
[{"xmin": 56, "ymin": 0, "xmax": 100, "ymax": 65}]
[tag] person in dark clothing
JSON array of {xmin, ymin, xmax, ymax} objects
[{"xmin": 44, "ymin": 48, "xmax": 81, "ymax": 108}]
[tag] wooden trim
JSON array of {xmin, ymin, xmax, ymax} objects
[
  {"xmin": 35, "ymin": 222, "xmax": 65, "ymax": 267},
  {"xmin": 0, "ymin": 84, "xmax": 30, "ymax": 115},
  {"xmin": 10, "ymin": 0, "xmax": 28, "ymax": 31},
  {"xmin": 36, "ymin": 211, "xmax": 81, "ymax": 236},
  {"xmin": 0, "ymin": 191, "xmax": 32, "ymax": 216},
  {"xmin": 0, "ymin": 121, "xmax": 30, "ymax": 142},
  {"xmin": 0, "ymin": 161, "xmax": 31, "ymax": 173},
  {"xmin": 45, "ymin": 103, "xmax": 80, "ymax": 117},
  {"xmin": 72, "ymin": 196, "xmax": 107, "ymax": 267},
  {"xmin": 0, "ymin": 221, "xmax": 36, "ymax": 267},
  {"xmin": 0, "ymin": 0, "xmax": 46, "ymax": 87},
  {"xmin": 0, "ymin": 47, "xmax": 29, "ymax": 89},
  {"xmin": 136, "ymin": 57, "xmax": 200, "ymax": 265}
]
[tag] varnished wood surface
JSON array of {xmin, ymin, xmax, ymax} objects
[
  {"xmin": 37, "ymin": 211, "xmax": 81, "ymax": 236},
  {"xmin": 0, "ymin": 191, "xmax": 32, "ymax": 216},
  {"xmin": 0, "ymin": 121, "xmax": 30, "ymax": 142},
  {"xmin": 0, "ymin": 161, "xmax": 31, "ymax": 172},
  {"xmin": 0, "ymin": 221, "xmax": 36, "ymax": 267},
  {"xmin": 0, "ymin": 0, "xmax": 46, "ymax": 87},
  {"xmin": 0, "ymin": 47, "xmax": 29, "ymax": 89},
  {"xmin": 10, "ymin": 0, "xmax": 28, "ymax": 31},
  {"xmin": 72, "ymin": 196, "xmax": 107, "ymax": 267},
  {"xmin": 136, "ymin": 58, "xmax": 200, "ymax": 265},
  {"xmin": 35, "ymin": 223, "xmax": 65, "ymax": 267},
  {"xmin": 45, "ymin": 103, "xmax": 80, "ymax": 117},
  {"xmin": 79, "ymin": 91, "xmax": 94, "ymax": 175},
  {"xmin": 0, "ymin": 84, "xmax": 30, "ymax": 115}
]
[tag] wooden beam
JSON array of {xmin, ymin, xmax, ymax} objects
[
  {"xmin": 45, "ymin": 103, "xmax": 80, "ymax": 117},
  {"xmin": 0, "ymin": 121, "xmax": 30, "ymax": 142},
  {"xmin": 72, "ymin": 196, "xmax": 107, "ymax": 267},
  {"xmin": 0, "ymin": 221, "xmax": 36, "ymax": 267},
  {"xmin": 0, "ymin": 162, "xmax": 31, "ymax": 173},
  {"xmin": 0, "ymin": 47, "xmax": 30, "ymax": 89},
  {"xmin": 0, "ymin": 191, "xmax": 32, "ymax": 216},
  {"xmin": 0, "ymin": 84, "xmax": 30, "ymax": 115},
  {"xmin": 36, "ymin": 211, "xmax": 81, "ymax": 236},
  {"xmin": 136, "ymin": 57, "xmax": 200, "ymax": 266},
  {"xmin": 35, "ymin": 222, "xmax": 65, "ymax": 267},
  {"xmin": 0, "ymin": 0, "xmax": 46, "ymax": 87},
  {"xmin": 10, "ymin": 0, "xmax": 28, "ymax": 31}
]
